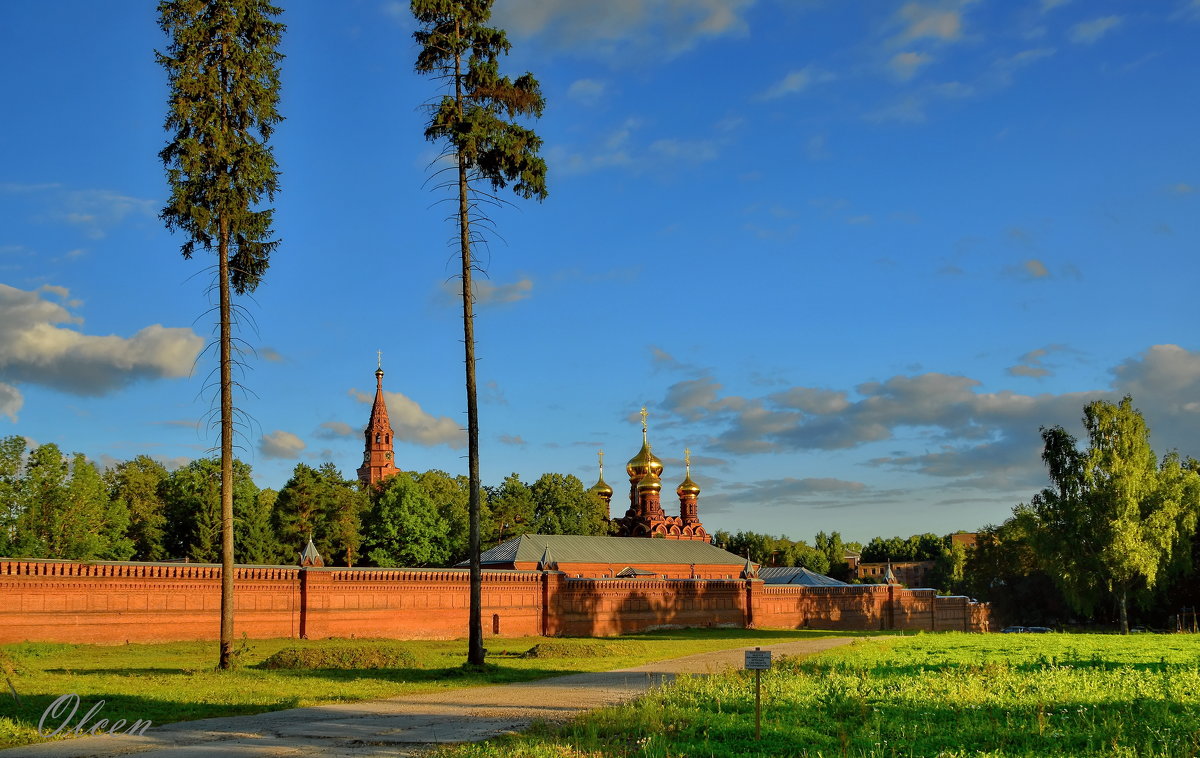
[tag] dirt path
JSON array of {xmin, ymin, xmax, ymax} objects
[{"xmin": 3, "ymin": 637, "xmax": 857, "ymax": 758}]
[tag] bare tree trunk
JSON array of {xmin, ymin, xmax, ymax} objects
[
  {"xmin": 1118, "ymin": 586, "xmax": 1129, "ymax": 635},
  {"xmin": 218, "ymin": 215, "xmax": 235, "ymax": 670},
  {"xmin": 454, "ymin": 32, "xmax": 484, "ymax": 667}
]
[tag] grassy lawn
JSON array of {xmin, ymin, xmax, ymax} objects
[
  {"xmin": 0, "ymin": 628, "xmax": 872, "ymax": 750},
  {"xmin": 432, "ymin": 633, "xmax": 1200, "ymax": 758}
]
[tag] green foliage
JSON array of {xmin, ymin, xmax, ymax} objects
[
  {"xmin": 530, "ymin": 473, "xmax": 608, "ymax": 536},
  {"xmin": 273, "ymin": 463, "xmax": 328, "ymax": 558},
  {"xmin": 258, "ymin": 642, "xmax": 419, "ymax": 670},
  {"xmin": 487, "ymin": 472, "xmax": 534, "ymax": 546},
  {"xmin": 0, "ymin": 435, "xmax": 27, "ymax": 556},
  {"xmin": 158, "ymin": 0, "xmax": 284, "ymax": 293},
  {"xmin": 413, "ymin": 469, "xmax": 475, "ymax": 564},
  {"xmin": 105, "ymin": 455, "xmax": 170, "ymax": 561},
  {"xmin": 715, "ymin": 530, "xmax": 830, "ymax": 574},
  {"xmin": 162, "ymin": 458, "xmax": 259, "ymax": 562},
  {"xmin": 364, "ymin": 472, "xmax": 450, "ymax": 567},
  {"xmin": 1029, "ymin": 396, "xmax": 1200, "ymax": 631},
  {"xmin": 8, "ymin": 445, "xmax": 131, "ymax": 560}
]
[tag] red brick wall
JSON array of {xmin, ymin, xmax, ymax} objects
[
  {"xmin": 0, "ymin": 560, "xmax": 299, "ymax": 644},
  {"xmin": 0, "ymin": 559, "xmax": 990, "ymax": 644},
  {"xmin": 545, "ymin": 575, "xmax": 746, "ymax": 636}
]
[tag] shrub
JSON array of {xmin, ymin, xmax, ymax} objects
[{"xmin": 258, "ymin": 642, "xmax": 419, "ymax": 670}]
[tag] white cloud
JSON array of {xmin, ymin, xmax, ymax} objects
[
  {"xmin": 316, "ymin": 421, "xmax": 356, "ymax": 439},
  {"xmin": 649, "ymin": 138, "xmax": 718, "ymax": 163},
  {"xmin": 889, "ymin": 51, "xmax": 933, "ymax": 81},
  {"xmin": 759, "ymin": 66, "xmax": 835, "ymax": 100},
  {"xmin": 260, "ymin": 430, "xmax": 306, "ymax": 459},
  {"xmin": 1170, "ymin": 183, "xmax": 1194, "ymax": 194},
  {"xmin": 492, "ymin": 0, "xmax": 754, "ymax": 58},
  {"xmin": 0, "ymin": 283, "xmax": 203, "ymax": 397},
  {"xmin": 1069, "ymin": 16, "xmax": 1122, "ymax": 45},
  {"xmin": 1040, "ymin": 0, "xmax": 1070, "ymax": 12},
  {"xmin": 498, "ymin": 434, "xmax": 527, "ymax": 446},
  {"xmin": 895, "ymin": 1, "xmax": 972, "ymax": 43},
  {"xmin": 567, "ymin": 78, "xmax": 607, "ymax": 105},
  {"xmin": 0, "ymin": 382, "xmax": 22, "ymax": 422},
  {"xmin": 439, "ymin": 276, "xmax": 534, "ymax": 306},
  {"xmin": 259, "ymin": 346, "xmax": 285, "ymax": 363},
  {"xmin": 1006, "ymin": 344, "xmax": 1073, "ymax": 379},
  {"xmin": 349, "ymin": 388, "xmax": 465, "ymax": 449}
]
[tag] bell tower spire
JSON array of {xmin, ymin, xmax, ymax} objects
[{"xmin": 357, "ymin": 354, "xmax": 399, "ymax": 488}]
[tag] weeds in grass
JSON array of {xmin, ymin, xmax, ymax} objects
[{"xmin": 433, "ymin": 633, "xmax": 1200, "ymax": 758}]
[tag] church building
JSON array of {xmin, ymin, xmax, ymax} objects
[
  {"xmin": 587, "ymin": 408, "xmax": 710, "ymax": 541},
  {"xmin": 356, "ymin": 367, "xmax": 707, "ymax": 544}
]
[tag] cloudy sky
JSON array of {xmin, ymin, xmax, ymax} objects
[{"xmin": 2, "ymin": 0, "xmax": 1198, "ymax": 544}]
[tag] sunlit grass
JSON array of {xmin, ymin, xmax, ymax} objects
[{"xmin": 434, "ymin": 633, "xmax": 1200, "ymax": 758}]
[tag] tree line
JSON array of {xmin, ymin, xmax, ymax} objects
[{"xmin": 0, "ymin": 435, "xmax": 608, "ymax": 568}]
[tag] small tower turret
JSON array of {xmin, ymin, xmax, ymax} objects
[
  {"xmin": 677, "ymin": 448, "xmax": 701, "ymax": 526},
  {"xmin": 587, "ymin": 449, "xmax": 615, "ymax": 518}
]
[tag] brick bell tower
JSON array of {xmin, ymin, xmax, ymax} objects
[{"xmin": 357, "ymin": 355, "xmax": 400, "ymax": 488}]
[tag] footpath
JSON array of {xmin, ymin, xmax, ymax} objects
[{"xmin": 3, "ymin": 637, "xmax": 855, "ymax": 758}]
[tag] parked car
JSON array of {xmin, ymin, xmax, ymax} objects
[{"xmin": 1000, "ymin": 626, "xmax": 1026, "ymax": 633}]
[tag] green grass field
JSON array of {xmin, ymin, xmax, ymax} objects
[
  {"xmin": 0, "ymin": 628, "xmax": 865, "ymax": 750},
  {"xmin": 434, "ymin": 633, "xmax": 1200, "ymax": 758}
]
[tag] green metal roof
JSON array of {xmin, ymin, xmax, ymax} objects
[{"xmin": 474, "ymin": 534, "xmax": 748, "ymax": 567}]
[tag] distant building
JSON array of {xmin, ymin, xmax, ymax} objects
[
  {"xmin": 855, "ymin": 560, "xmax": 936, "ymax": 587},
  {"xmin": 468, "ymin": 533, "xmax": 751, "ymax": 579},
  {"xmin": 950, "ymin": 532, "xmax": 978, "ymax": 550},
  {"xmin": 357, "ymin": 361, "xmax": 400, "ymax": 488}
]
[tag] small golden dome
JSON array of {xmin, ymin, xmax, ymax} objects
[
  {"xmin": 677, "ymin": 448, "xmax": 700, "ymax": 496},
  {"xmin": 637, "ymin": 467, "xmax": 662, "ymax": 493},
  {"xmin": 588, "ymin": 476, "xmax": 614, "ymax": 499}
]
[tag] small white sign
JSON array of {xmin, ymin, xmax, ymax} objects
[{"xmin": 745, "ymin": 649, "xmax": 772, "ymax": 670}]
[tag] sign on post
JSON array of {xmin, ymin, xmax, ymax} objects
[
  {"xmin": 744, "ymin": 649, "xmax": 772, "ymax": 670},
  {"xmin": 745, "ymin": 648, "xmax": 772, "ymax": 740}
]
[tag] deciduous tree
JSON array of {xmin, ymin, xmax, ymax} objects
[
  {"xmin": 412, "ymin": 0, "xmax": 547, "ymax": 666},
  {"xmin": 1031, "ymin": 396, "xmax": 1200, "ymax": 632},
  {"xmin": 364, "ymin": 473, "xmax": 450, "ymax": 567},
  {"xmin": 105, "ymin": 456, "xmax": 170, "ymax": 561}
]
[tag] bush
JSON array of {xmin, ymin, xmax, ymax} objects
[
  {"xmin": 520, "ymin": 641, "xmax": 632, "ymax": 659},
  {"xmin": 258, "ymin": 642, "xmax": 419, "ymax": 670}
]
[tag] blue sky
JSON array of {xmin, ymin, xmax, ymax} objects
[{"xmin": 2, "ymin": 0, "xmax": 1198, "ymax": 544}]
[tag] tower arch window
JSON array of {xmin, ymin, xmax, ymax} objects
[{"xmin": 375, "ymin": 433, "xmax": 381, "ymax": 444}]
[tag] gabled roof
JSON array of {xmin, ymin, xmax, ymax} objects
[
  {"xmin": 469, "ymin": 534, "xmax": 748, "ymax": 567},
  {"xmin": 759, "ymin": 566, "xmax": 848, "ymax": 587}
]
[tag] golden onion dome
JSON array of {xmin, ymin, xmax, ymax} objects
[
  {"xmin": 588, "ymin": 476, "xmax": 614, "ymax": 499},
  {"xmin": 677, "ymin": 448, "xmax": 700, "ymax": 496},
  {"xmin": 677, "ymin": 472, "xmax": 701, "ymax": 497},
  {"xmin": 637, "ymin": 467, "xmax": 662, "ymax": 493},
  {"xmin": 626, "ymin": 441, "xmax": 664, "ymax": 480}
]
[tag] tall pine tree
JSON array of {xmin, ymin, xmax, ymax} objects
[
  {"xmin": 412, "ymin": 0, "xmax": 548, "ymax": 666},
  {"xmin": 158, "ymin": 0, "xmax": 284, "ymax": 669}
]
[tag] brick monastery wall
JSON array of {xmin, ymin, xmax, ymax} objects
[{"xmin": 0, "ymin": 559, "xmax": 990, "ymax": 644}]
